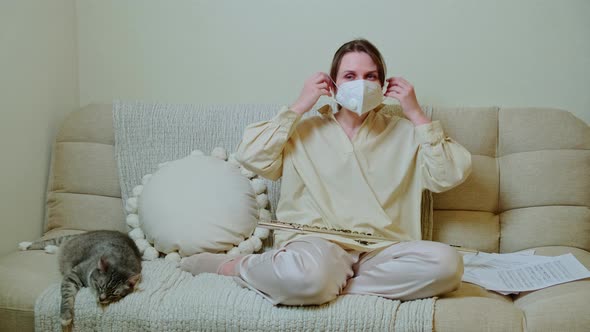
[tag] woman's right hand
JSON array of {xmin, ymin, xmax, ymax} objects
[{"xmin": 290, "ymin": 72, "xmax": 333, "ymax": 115}]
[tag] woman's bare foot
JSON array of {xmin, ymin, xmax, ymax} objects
[{"xmin": 180, "ymin": 252, "xmax": 244, "ymax": 276}]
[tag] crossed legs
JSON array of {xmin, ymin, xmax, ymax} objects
[{"xmin": 182, "ymin": 236, "xmax": 463, "ymax": 305}]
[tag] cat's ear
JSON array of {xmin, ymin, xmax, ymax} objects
[
  {"xmin": 98, "ymin": 256, "xmax": 109, "ymax": 273},
  {"xmin": 128, "ymin": 274, "xmax": 141, "ymax": 288}
]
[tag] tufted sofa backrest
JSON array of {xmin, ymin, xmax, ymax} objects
[{"xmin": 425, "ymin": 107, "xmax": 590, "ymax": 253}]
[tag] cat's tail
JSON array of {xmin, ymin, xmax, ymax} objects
[{"xmin": 18, "ymin": 235, "xmax": 78, "ymax": 254}]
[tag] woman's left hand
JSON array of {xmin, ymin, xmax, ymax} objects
[{"xmin": 384, "ymin": 77, "xmax": 425, "ymax": 119}]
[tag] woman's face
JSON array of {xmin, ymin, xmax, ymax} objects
[{"xmin": 335, "ymin": 51, "xmax": 381, "ymax": 89}]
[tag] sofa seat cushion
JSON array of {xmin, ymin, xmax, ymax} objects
[
  {"xmin": 441, "ymin": 281, "xmax": 513, "ymax": 302},
  {"xmin": 511, "ymin": 246, "xmax": 590, "ymax": 332},
  {"xmin": 434, "ymin": 245, "xmax": 590, "ymax": 332},
  {"xmin": 434, "ymin": 297, "xmax": 524, "ymax": 332},
  {"xmin": 432, "ymin": 279, "xmax": 522, "ymax": 332},
  {"xmin": 0, "ymin": 229, "xmax": 83, "ymax": 331},
  {"xmin": 514, "ymin": 279, "xmax": 590, "ymax": 332},
  {"xmin": 0, "ymin": 250, "xmax": 60, "ymax": 331}
]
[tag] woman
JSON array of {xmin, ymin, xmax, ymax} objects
[{"xmin": 181, "ymin": 39, "xmax": 472, "ymax": 305}]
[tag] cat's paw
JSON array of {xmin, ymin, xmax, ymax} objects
[
  {"xmin": 18, "ymin": 242, "xmax": 32, "ymax": 251},
  {"xmin": 60, "ymin": 311, "xmax": 73, "ymax": 327},
  {"xmin": 61, "ymin": 321, "xmax": 73, "ymax": 332},
  {"xmin": 44, "ymin": 245, "xmax": 59, "ymax": 254}
]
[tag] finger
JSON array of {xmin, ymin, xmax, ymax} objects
[
  {"xmin": 396, "ymin": 76, "xmax": 409, "ymax": 84},
  {"xmin": 319, "ymin": 88, "xmax": 331, "ymax": 97},
  {"xmin": 384, "ymin": 91, "xmax": 400, "ymax": 99},
  {"xmin": 386, "ymin": 77, "xmax": 401, "ymax": 89},
  {"xmin": 397, "ymin": 77, "xmax": 413, "ymax": 87},
  {"xmin": 391, "ymin": 86, "xmax": 404, "ymax": 94},
  {"xmin": 318, "ymin": 82, "xmax": 328, "ymax": 90},
  {"xmin": 316, "ymin": 72, "xmax": 331, "ymax": 83},
  {"xmin": 386, "ymin": 77, "xmax": 398, "ymax": 84},
  {"xmin": 387, "ymin": 82, "xmax": 402, "ymax": 91},
  {"xmin": 390, "ymin": 76, "xmax": 410, "ymax": 88},
  {"xmin": 386, "ymin": 85, "xmax": 404, "ymax": 93},
  {"xmin": 324, "ymin": 74, "xmax": 336, "ymax": 87},
  {"xmin": 315, "ymin": 76, "xmax": 330, "ymax": 86},
  {"xmin": 385, "ymin": 78, "xmax": 393, "ymax": 88},
  {"xmin": 392, "ymin": 78, "xmax": 409, "ymax": 89},
  {"xmin": 385, "ymin": 88, "xmax": 403, "ymax": 98},
  {"xmin": 313, "ymin": 72, "xmax": 325, "ymax": 83}
]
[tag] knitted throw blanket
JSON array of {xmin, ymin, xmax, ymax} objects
[
  {"xmin": 35, "ymin": 260, "xmax": 436, "ymax": 331},
  {"xmin": 112, "ymin": 100, "xmax": 287, "ymax": 217}
]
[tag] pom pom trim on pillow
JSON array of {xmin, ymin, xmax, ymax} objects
[{"xmin": 125, "ymin": 147, "xmax": 271, "ymax": 263}]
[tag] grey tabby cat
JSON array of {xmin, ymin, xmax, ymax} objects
[{"xmin": 22, "ymin": 230, "xmax": 142, "ymax": 328}]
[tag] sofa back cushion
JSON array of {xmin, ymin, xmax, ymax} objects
[
  {"xmin": 428, "ymin": 107, "xmax": 502, "ymax": 252},
  {"xmin": 429, "ymin": 106, "xmax": 590, "ymax": 253},
  {"xmin": 46, "ymin": 104, "xmax": 126, "ymax": 233},
  {"xmin": 497, "ymin": 108, "xmax": 590, "ymax": 252},
  {"xmin": 46, "ymin": 104, "xmax": 589, "ymax": 254}
]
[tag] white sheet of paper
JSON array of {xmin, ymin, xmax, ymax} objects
[
  {"xmin": 463, "ymin": 250, "xmax": 536, "ymax": 281},
  {"xmin": 463, "ymin": 253, "xmax": 590, "ymax": 293},
  {"xmin": 463, "ymin": 251, "xmax": 542, "ymax": 271},
  {"xmin": 462, "ymin": 250, "xmax": 538, "ymax": 294},
  {"xmin": 462, "ymin": 250, "xmax": 540, "ymax": 294}
]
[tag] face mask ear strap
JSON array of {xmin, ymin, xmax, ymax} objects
[
  {"xmin": 328, "ymin": 76, "xmax": 342, "ymax": 109},
  {"xmin": 329, "ymin": 76, "xmax": 338, "ymax": 91}
]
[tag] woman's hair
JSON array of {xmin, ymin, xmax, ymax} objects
[{"xmin": 330, "ymin": 38, "xmax": 387, "ymax": 87}]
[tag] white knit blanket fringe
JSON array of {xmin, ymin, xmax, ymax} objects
[{"xmin": 35, "ymin": 260, "xmax": 435, "ymax": 332}]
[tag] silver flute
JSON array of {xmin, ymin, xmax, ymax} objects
[{"xmin": 258, "ymin": 220, "xmax": 479, "ymax": 254}]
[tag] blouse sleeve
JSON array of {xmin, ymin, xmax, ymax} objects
[
  {"xmin": 235, "ymin": 106, "xmax": 303, "ymax": 181},
  {"xmin": 415, "ymin": 120, "xmax": 473, "ymax": 193}
]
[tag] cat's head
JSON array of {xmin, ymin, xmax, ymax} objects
[{"xmin": 90, "ymin": 256, "xmax": 141, "ymax": 305}]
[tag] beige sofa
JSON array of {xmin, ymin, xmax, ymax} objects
[{"xmin": 1, "ymin": 103, "xmax": 589, "ymax": 331}]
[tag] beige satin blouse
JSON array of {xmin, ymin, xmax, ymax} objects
[{"xmin": 236, "ymin": 104, "xmax": 472, "ymax": 251}]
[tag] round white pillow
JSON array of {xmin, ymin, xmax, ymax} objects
[{"xmin": 125, "ymin": 148, "xmax": 271, "ymax": 261}]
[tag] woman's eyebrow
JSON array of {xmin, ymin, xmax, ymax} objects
[{"xmin": 341, "ymin": 70, "xmax": 378, "ymax": 74}]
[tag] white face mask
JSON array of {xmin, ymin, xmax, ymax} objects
[{"xmin": 332, "ymin": 79, "xmax": 384, "ymax": 115}]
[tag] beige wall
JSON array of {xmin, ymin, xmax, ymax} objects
[
  {"xmin": 77, "ymin": 0, "xmax": 590, "ymax": 125},
  {"xmin": 0, "ymin": 0, "xmax": 79, "ymax": 255},
  {"xmin": 0, "ymin": 0, "xmax": 587, "ymax": 255}
]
